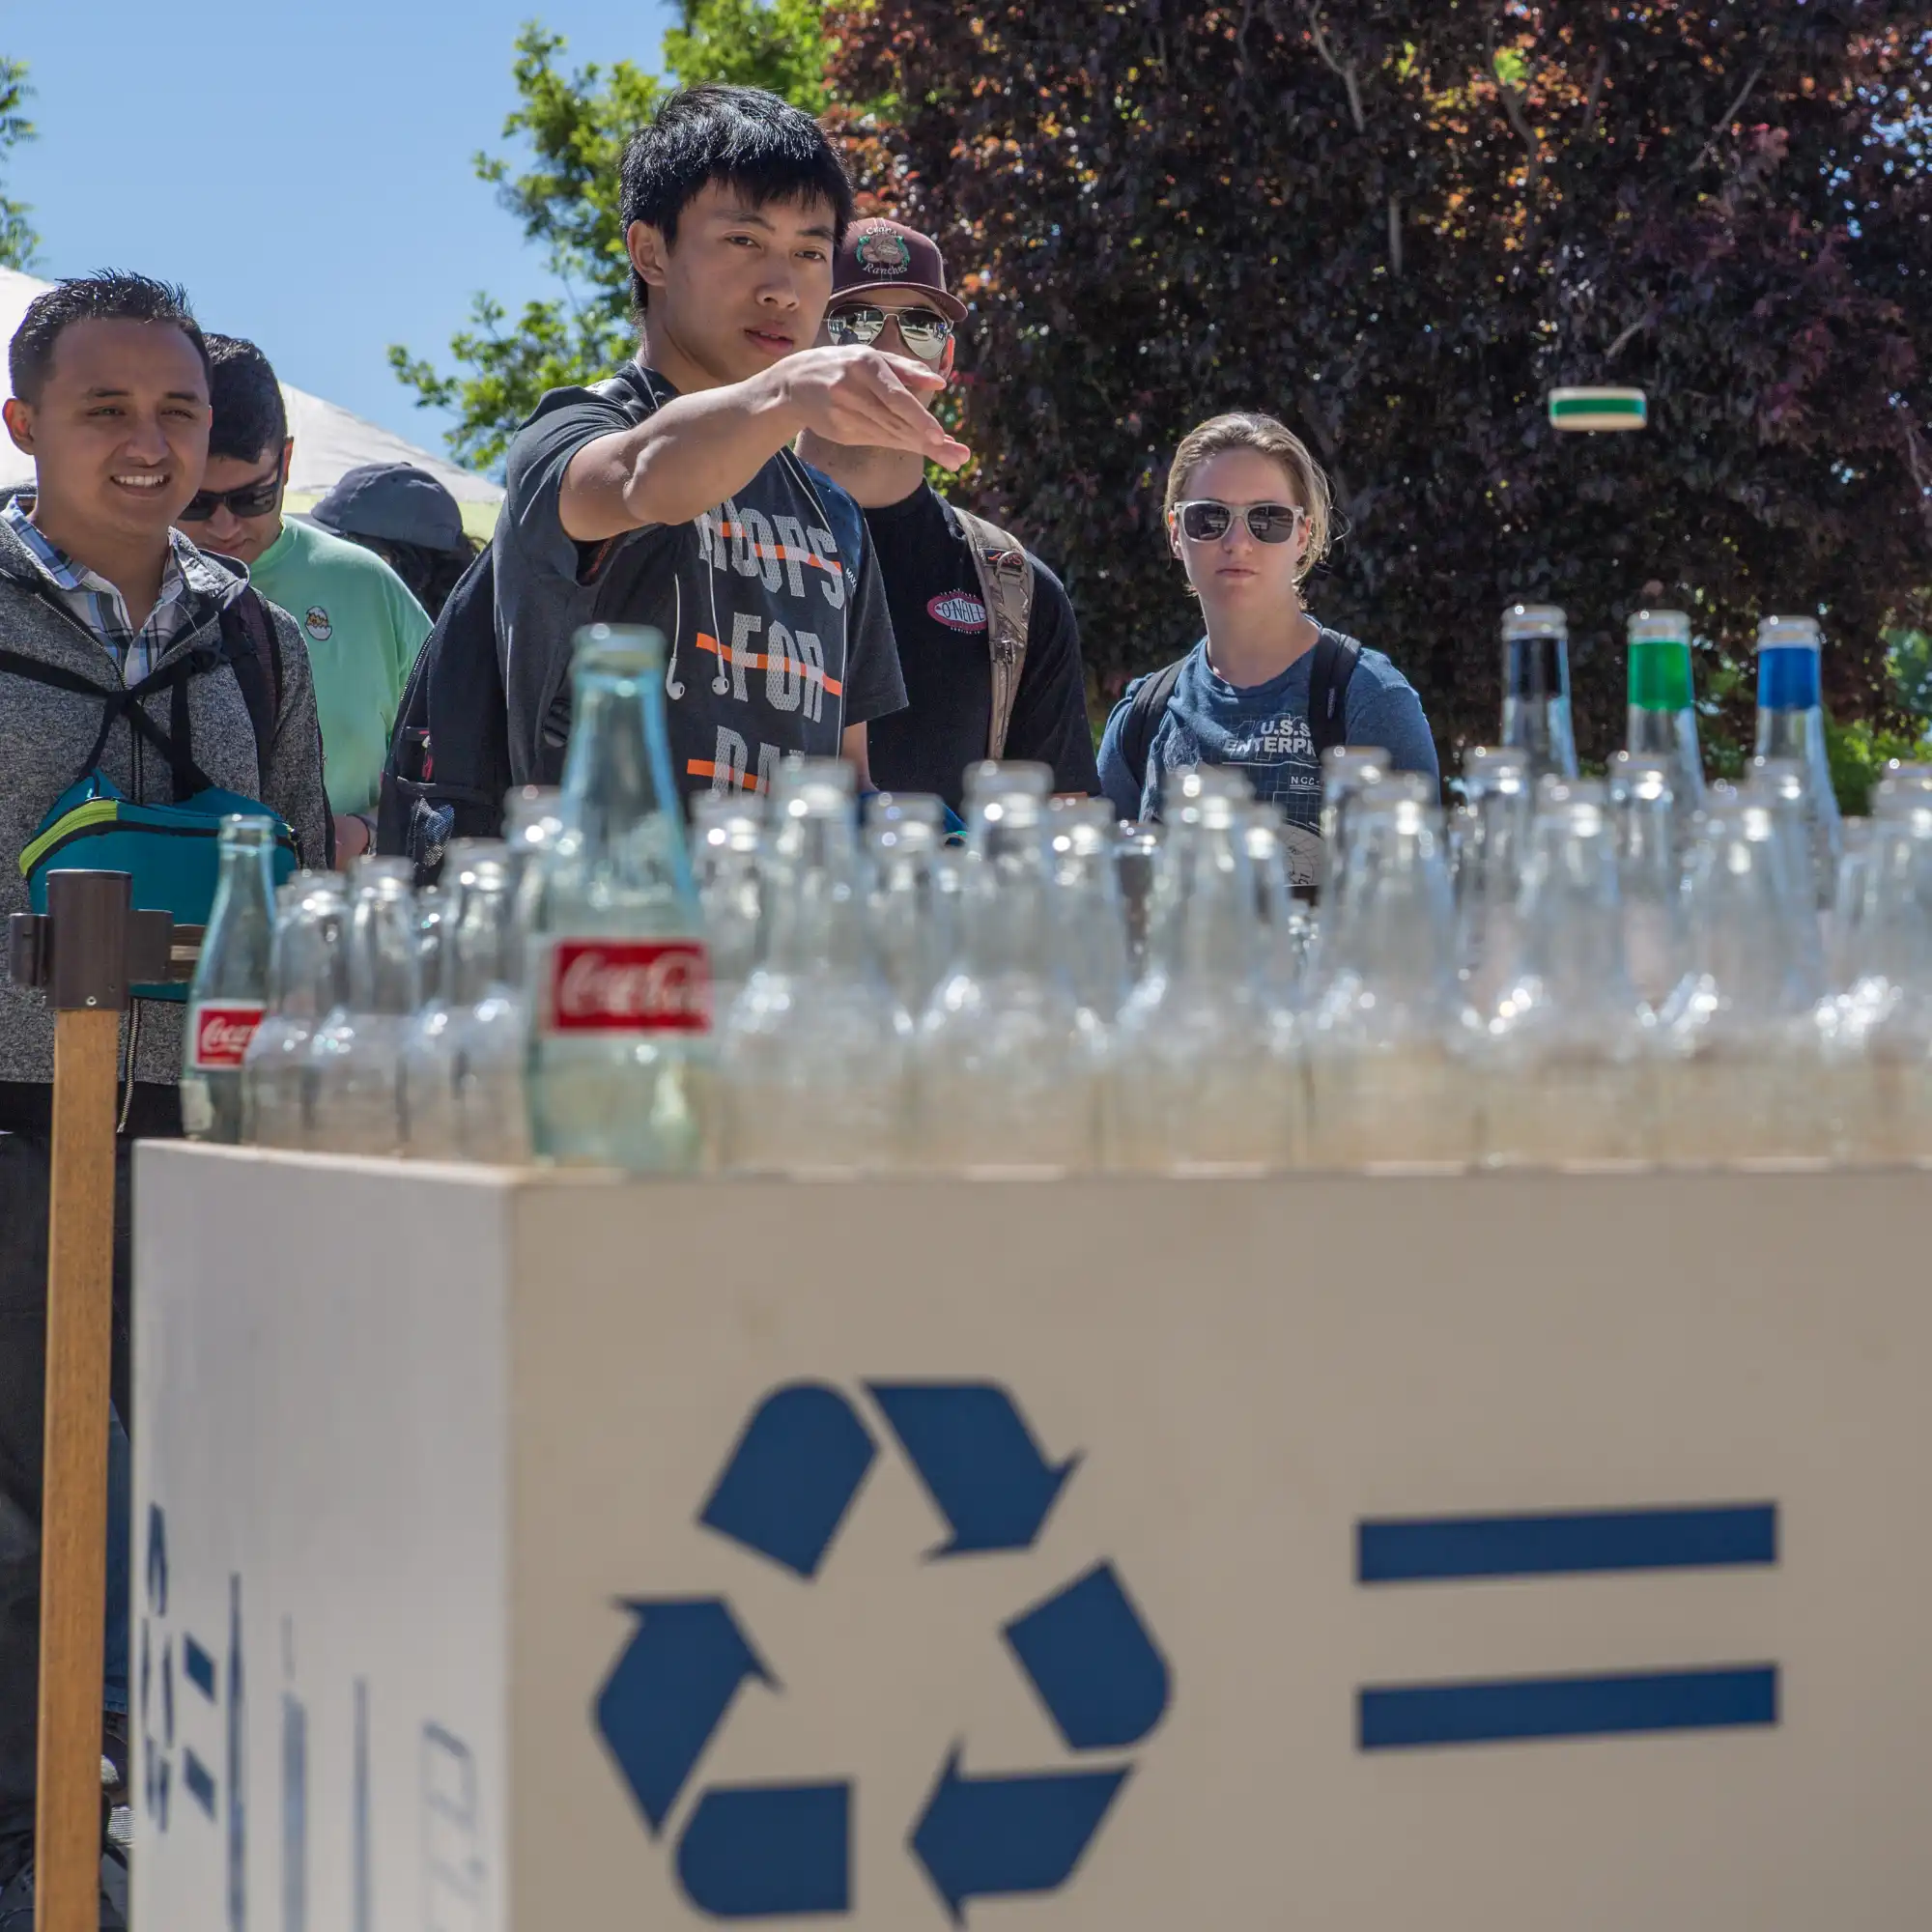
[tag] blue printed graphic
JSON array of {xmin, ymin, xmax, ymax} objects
[
  {"xmin": 1360, "ymin": 1664, "xmax": 1779, "ymax": 1749},
  {"xmin": 185, "ymin": 1636, "xmax": 216, "ymax": 1700},
  {"xmin": 677, "ymin": 1784, "xmax": 851, "ymax": 1918},
  {"xmin": 596, "ymin": 1378, "xmax": 1164, "ymax": 1922},
  {"xmin": 700, "ymin": 1383, "xmax": 877, "ymax": 1578},
  {"xmin": 910, "ymin": 1749, "xmax": 1128, "ymax": 1924},
  {"xmin": 1358, "ymin": 1503, "xmax": 1776, "ymax": 1583},
  {"xmin": 1003, "ymin": 1563, "xmax": 1169, "ymax": 1750},
  {"xmin": 867, "ymin": 1382, "xmax": 1076, "ymax": 1555},
  {"xmin": 595, "ymin": 1601, "xmax": 772, "ymax": 1833}
]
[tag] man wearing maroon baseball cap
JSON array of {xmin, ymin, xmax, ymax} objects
[{"xmin": 796, "ymin": 219, "xmax": 1099, "ymax": 810}]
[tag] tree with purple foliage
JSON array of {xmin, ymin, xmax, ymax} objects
[{"xmin": 827, "ymin": 2, "xmax": 1932, "ymax": 768}]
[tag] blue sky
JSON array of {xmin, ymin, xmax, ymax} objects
[{"xmin": 4, "ymin": 1, "xmax": 678, "ymax": 470}]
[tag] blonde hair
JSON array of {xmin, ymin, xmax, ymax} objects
[{"xmin": 1165, "ymin": 412, "xmax": 1333, "ymax": 585}]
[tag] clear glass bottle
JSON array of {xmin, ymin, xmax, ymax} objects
[
  {"xmin": 449, "ymin": 854, "xmax": 531, "ymax": 1166},
  {"xmin": 1499, "ymin": 603, "xmax": 1578, "ymax": 781},
  {"xmin": 1655, "ymin": 793, "xmax": 1831, "ymax": 1163},
  {"xmin": 1316, "ymin": 745, "xmax": 1389, "ymax": 901},
  {"xmin": 242, "ymin": 872, "xmax": 348, "ymax": 1149},
  {"xmin": 401, "ymin": 840, "xmax": 505, "ymax": 1160},
  {"xmin": 1113, "ymin": 821, "xmax": 1164, "ymax": 979},
  {"xmin": 182, "ymin": 815, "xmax": 278, "ymax": 1144},
  {"xmin": 1819, "ymin": 780, "xmax": 1932, "ymax": 1162},
  {"xmin": 1452, "ymin": 747, "xmax": 1535, "ymax": 1017},
  {"xmin": 1607, "ymin": 753, "xmax": 1689, "ymax": 1015},
  {"xmin": 1831, "ymin": 816, "xmax": 1875, "ymax": 990},
  {"xmin": 1244, "ymin": 802, "xmax": 1311, "ymax": 1007},
  {"xmin": 503, "ymin": 783, "xmax": 565, "ymax": 944},
  {"xmin": 1472, "ymin": 780, "xmax": 1656, "ymax": 1166},
  {"xmin": 1746, "ymin": 755, "xmax": 1830, "ymax": 997},
  {"xmin": 1752, "ymin": 614, "xmax": 1842, "ymax": 901},
  {"xmin": 865, "ymin": 792, "xmax": 953, "ymax": 1019},
  {"xmin": 1110, "ymin": 770, "xmax": 1297, "ymax": 1173},
  {"xmin": 1625, "ymin": 609, "xmax": 1705, "ymax": 820},
  {"xmin": 1303, "ymin": 777, "xmax": 1478, "ymax": 1167},
  {"xmin": 722, "ymin": 759, "xmax": 908, "ymax": 1175},
  {"xmin": 526, "ymin": 628, "xmax": 711, "ymax": 1172},
  {"xmin": 413, "ymin": 883, "xmax": 449, "ymax": 1010},
  {"xmin": 692, "ymin": 792, "xmax": 766, "ymax": 1013},
  {"xmin": 914, "ymin": 762, "xmax": 1104, "ymax": 1175},
  {"xmin": 1049, "ymin": 797, "xmax": 1131, "ymax": 1026},
  {"xmin": 306, "ymin": 857, "xmax": 420, "ymax": 1156}
]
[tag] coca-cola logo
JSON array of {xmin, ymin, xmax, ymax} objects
[
  {"xmin": 191, "ymin": 1004, "xmax": 264, "ymax": 1069},
  {"xmin": 546, "ymin": 941, "xmax": 712, "ymax": 1036}
]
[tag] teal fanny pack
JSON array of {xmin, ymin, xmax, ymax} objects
[
  {"xmin": 3, "ymin": 604, "xmax": 299, "ymax": 1001},
  {"xmin": 20, "ymin": 776, "xmax": 297, "ymax": 1000}
]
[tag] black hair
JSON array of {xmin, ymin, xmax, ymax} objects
[
  {"xmin": 7, "ymin": 270, "xmax": 210, "ymax": 405},
  {"xmin": 342, "ymin": 531, "xmax": 482, "ymax": 621},
  {"xmin": 203, "ymin": 334, "xmax": 289, "ymax": 463},
  {"xmin": 617, "ymin": 84, "xmax": 853, "ymax": 322}
]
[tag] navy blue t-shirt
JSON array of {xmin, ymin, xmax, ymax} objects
[{"xmin": 1097, "ymin": 627, "xmax": 1438, "ymax": 884}]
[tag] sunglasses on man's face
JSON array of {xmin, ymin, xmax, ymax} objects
[
  {"xmin": 178, "ymin": 465, "xmax": 282, "ymax": 524},
  {"xmin": 826, "ymin": 303, "xmax": 953, "ymax": 364},
  {"xmin": 1174, "ymin": 499, "xmax": 1307, "ymax": 545}
]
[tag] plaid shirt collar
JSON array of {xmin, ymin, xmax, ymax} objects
[{"xmin": 1, "ymin": 497, "xmax": 233, "ymax": 686}]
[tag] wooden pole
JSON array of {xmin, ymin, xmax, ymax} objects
[{"xmin": 36, "ymin": 1005, "xmax": 120, "ymax": 1932}]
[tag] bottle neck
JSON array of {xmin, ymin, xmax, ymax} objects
[
  {"xmin": 963, "ymin": 825, "xmax": 1056, "ymax": 978},
  {"xmin": 1332, "ymin": 813, "xmax": 1457, "ymax": 1005},
  {"xmin": 1153, "ymin": 819, "xmax": 1260, "ymax": 986},
  {"xmin": 766, "ymin": 815, "xmax": 869, "ymax": 973},
  {"xmin": 1520, "ymin": 819, "xmax": 1630, "ymax": 1000}
]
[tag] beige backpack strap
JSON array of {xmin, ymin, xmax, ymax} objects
[{"xmin": 952, "ymin": 505, "xmax": 1035, "ymax": 760}]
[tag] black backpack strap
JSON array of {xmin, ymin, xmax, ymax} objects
[
  {"xmin": 217, "ymin": 588, "xmax": 282, "ymax": 781},
  {"xmin": 1121, "ymin": 658, "xmax": 1187, "ymax": 791},
  {"xmin": 1306, "ymin": 629, "xmax": 1362, "ymax": 761},
  {"xmin": 0, "ymin": 646, "xmax": 218, "ymax": 798}
]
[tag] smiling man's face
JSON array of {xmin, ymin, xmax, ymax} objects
[
  {"xmin": 3, "ymin": 317, "xmax": 212, "ymax": 548},
  {"xmin": 630, "ymin": 179, "xmax": 838, "ymax": 389}
]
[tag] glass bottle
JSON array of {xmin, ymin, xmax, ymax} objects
[
  {"xmin": 1110, "ymin": 769, "xmax": 1297, "ymax": 1173},
  {"xmin": 503, "ymin": 783, "xmax": 564, "ymax": 942},
  {"xmin": 692, "ymin": 791, "xmax": 765, "ymax": 1011},
  {"xmin": 413, "ymin": 883, "xmax": 449, "ymax": 1010},
  {"xmin": 1625, "ymin": 609, "xmax": 1704, "ymax": 821},
  {"xmin": 722, "ymin": 759, "xmax": 909, "ymax": 1175},
  {"xmin": 1316, "ymin": 745, "xmax": 1389, "ymax": 901},
  {"xmin": 1608, "ymin": 753, "xmax": 1689, "ymax": 1015},
  {"xmin": 526, "ymin": 627, "xmax": 711, "ymax": 1172},
  {"xmin": 914, "ymin": 762, "xmax": 1103, "ymax": 1175},
  {"xmin": 1745, "ymin": 756, "xmax": 1830, "ymax": 997},
  {"xmin": 1049, "ymin": 797, "xmax": 1131, "ymax": 1026},
  {"xmin": 1452, "ymin": 747, "xmax": 1535, "ymax": 1016},
  {"xmin": 241, "ymin": 872, "xmax": 347, "ymax": 1149},
  {"xmin": 865, "ymin": 792, "xmax": 953, "ymax": 1019},
  {"xmin": 1752, "ymin": 614, "xmax": 1842, "ymax": 900},
  {"xmin": 401, "ymin": 840, "xmax": 504, "ymax": 1160},
  {"xmin": 1113, "ymin": 822, "xmax": 1164, "ymax": 979},
  {"xmin": 1244, "ymin": 802, "xmax": 1311, "ymax": 1006},
  {"xmin": 1499, "ymin": 603, "xmax": 1578, "ymax": 781},
  {"xmin": 305, "ymin": 857, "xmax": 420, "ymax": 1156},
  {"xmin": 448, "ymin": 855, "xmax": 530, "ymax": 1165},
  {"xmin": 1303, "ymin": 777, "xmax": 1478, "ymax": 1167},
  {"xmin": 1472, "ymin": 780, "xmax": 1656, "ymax": 1166},
  {"xmin": 1655, "ymin": 793, "xmax": 1830, "ymax": 1163},
  {"xmin": 182, "ymin": 815, "xmax": 278, "ymax": 1143}
]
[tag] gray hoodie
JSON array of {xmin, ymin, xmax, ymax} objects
[{"xmin": 0, "ymin": 513, "xmax": 329, "ymax": 1099}]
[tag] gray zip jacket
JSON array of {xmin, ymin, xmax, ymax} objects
[{"xmin": 0, "ymin": 514, "xmax": 329, "ymax": 1096}]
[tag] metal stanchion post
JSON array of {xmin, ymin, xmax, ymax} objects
[{"xmin": 7, "ymin": 873, "xmax": 177, "ymax": 1932}]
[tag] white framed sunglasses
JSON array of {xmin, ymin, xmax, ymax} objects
[{"xmin": 1172, "ymin": 499, "xmax": 1307, "ymax": 544}]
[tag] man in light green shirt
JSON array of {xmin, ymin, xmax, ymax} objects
[{"xmin": 177, "ymin": 334, "xmax": 428, "ymax": 857}]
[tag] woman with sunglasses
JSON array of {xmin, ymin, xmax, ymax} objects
[{"xmin": 1097, "ymin": 412, "xmax": 1436, "ymax": 882}]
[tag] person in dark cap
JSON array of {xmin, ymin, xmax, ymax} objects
[
  {"xmin": 795, "ymin": 217, "xmax": 1098, "ymax": 811},
  {"xmin": 310, "ymin": 462, "xmax": 481, "ymax": 620}
]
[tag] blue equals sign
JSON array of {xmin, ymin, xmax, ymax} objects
[{"xmin": 1356, "ymin": 1503, "xmax": 1779, "ymax": 1750}]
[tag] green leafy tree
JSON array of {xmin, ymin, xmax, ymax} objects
[
  {"xmin": 390, "ymin": 5, "xmax": 829, "ymax": 471},
  {"xmin": 0, "ymin": 57, "xmax": 38, "ymax": 270},
  {"xmin": 829, "ymin": 1, "xmax": 1932, "ymax": 785}
]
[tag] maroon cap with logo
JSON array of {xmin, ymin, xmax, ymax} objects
[{"xmin": 832, "ymin": 216, "xmax": 967, "ymax": 322}]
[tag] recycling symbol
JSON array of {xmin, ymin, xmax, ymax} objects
[{"xmin": 594, "ymin": 1380, "xmax": 1171, "ymax": 1920}]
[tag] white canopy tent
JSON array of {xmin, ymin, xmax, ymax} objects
[{"xmin": 0, "ymin": 266, "xmax": 501, "ymax": 528}]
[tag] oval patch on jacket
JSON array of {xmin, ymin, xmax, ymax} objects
[
  {"xmin": 304, "ymin": 606, "xmax": 332, "ymax": 642},
  {"xmin": 927, "ymin": 591, "xmax": 987, "ymax": 633}
]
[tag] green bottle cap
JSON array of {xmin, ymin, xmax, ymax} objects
[{"xmin": 1628, "ymin": 638, "xmax": 1693, "ymax": 711}]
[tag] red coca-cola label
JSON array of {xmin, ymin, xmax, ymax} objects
[
  {"xmin": 189, "ymin": 1003, "xmax": 265, "ymax": 1069},
  {"xmin": 544, "ymin": 940, "xmax": 712, "ymax": 1036}
]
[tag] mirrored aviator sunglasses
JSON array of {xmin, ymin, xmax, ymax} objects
[
  {"xmin": 179, "ymin": 469, "xmax": 283, "ymax": 524},
  {"xmin": 827, "ymin": 303, "xmax": 953, "ymax": 365},
  {"xmin": 1176, "ymin": 499, "xmax": 1306, "ymax": 544}
]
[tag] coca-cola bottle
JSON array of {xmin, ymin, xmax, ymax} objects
[
  {"xmin": 526, "ymin": 626, "xmax": 712, "ymax": 1171},
  {"xmin": 182, "ymin": 815, "xmax": 278, "ymax": 1142}
]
